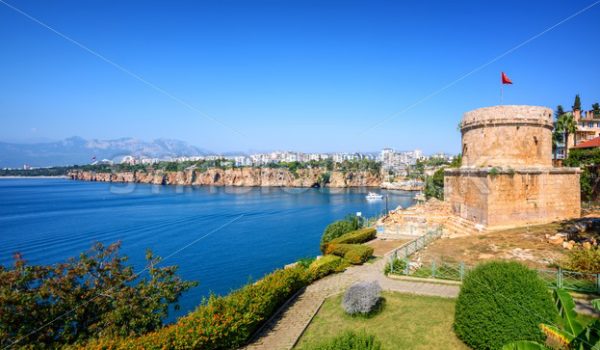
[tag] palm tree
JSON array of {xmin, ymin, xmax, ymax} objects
[
  {"xmin": 556, "ymin": 112, "xmax": 578, "ymax": 158},
  {"xmin": 552, "ymin": 129, "xmax": 564, "ymax": 160}
]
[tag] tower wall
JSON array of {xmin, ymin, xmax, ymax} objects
[
  {"xmin": 445, "ymin": 105, "xmax": 580, "ymax": 230},
  {"xmin": 461, "ymin": 105, "xmax": 554, "ymax": 168}
]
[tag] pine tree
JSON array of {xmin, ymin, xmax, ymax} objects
[
  {"xmin": 573, "ymin": 94, "xmax": 582, "ymax": 111},
  {"xmin": 556, "ymin": 105, "xmax": 565, "ymax": 119}
]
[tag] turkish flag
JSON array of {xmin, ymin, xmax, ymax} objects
[{"xmin": 501, "ymin": 72, "xmax": 513, "ymax": 85}]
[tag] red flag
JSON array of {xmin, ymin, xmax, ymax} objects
[{"xmin": 501, "ymin": 72, "xmax": 513, "ymax": 85}]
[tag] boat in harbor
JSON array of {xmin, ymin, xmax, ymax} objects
[{"xmin": 365, "ymin": 192, "xmax": 383, "ymax": 201}]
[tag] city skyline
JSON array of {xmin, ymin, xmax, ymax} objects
[{"xmin": 2, "ymin": 1, "xmax": 600, "ymax": 154}]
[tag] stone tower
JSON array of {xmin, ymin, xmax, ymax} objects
[{"xmin": 444, "ymin": 105, "xmax": 580, "ymax": 229}]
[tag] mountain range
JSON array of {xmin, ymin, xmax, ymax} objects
[{"xmin": 0, "ymin": 137, "xmax": 209, "ymax": 168}]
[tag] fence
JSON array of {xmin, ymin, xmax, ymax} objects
[
  {"xmin": 387, "ymin": 259, "xmax": 600, "ymax": 294},
  {"xmin": 387, "ymin": 226, "xmax": 443, "ymax": 260}
]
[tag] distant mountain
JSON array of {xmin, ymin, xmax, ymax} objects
[{"xmin": 0, "ymin": 137, "xmax": 209, "ymax": 168}]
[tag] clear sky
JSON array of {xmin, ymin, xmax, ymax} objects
[{"xmin": 1, "ymin": 0, "xmax": 599, "ymax": 155}]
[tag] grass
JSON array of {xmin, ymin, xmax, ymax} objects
[{"xmin": 294, "ymin": 292, "xmax": 469, "ymax": 350}]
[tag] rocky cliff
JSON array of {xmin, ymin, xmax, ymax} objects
[{"xmin": 68, "ymin": 168, "xmax": 382, "ymax": 187}]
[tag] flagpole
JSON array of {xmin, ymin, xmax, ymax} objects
[{"xmin": 501, "ymin": 84, "xmax": 503, "ymax": 105}]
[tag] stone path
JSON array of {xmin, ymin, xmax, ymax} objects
[{"xmin": 241, "ymin": 256, "xmax": 459, "ymax": 350}]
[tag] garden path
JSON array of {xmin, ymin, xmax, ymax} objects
[{"xmin": 241, "ymin": 255, "xmax": 459, "ymax": 350}]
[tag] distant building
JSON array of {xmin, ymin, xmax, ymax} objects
[
  {"xmin": 572, "ymin": 136, "xmax": 600, "ymax": 150},
  {"xmin": 556, "ymin": 108, "xmax": 600, "ymax": 159},
  {"xmin": 120, "ymin": 155, "xmax": 137, "ymax": 165}
]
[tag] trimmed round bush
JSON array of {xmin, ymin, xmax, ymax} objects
[
  {"xmin": 308, "ymin": 255, "xmax": 346, "ymax": 280},
  {"xmin": 344, "ymin": 245, "xmax": 374, "ymax": 265},
  {"xmin": 454, "ymin": 261, "xmax": 557, "ymax": 350},
  {"xmin": 342, "ymin": 281, "xmax": 381, "ymax": 315}
]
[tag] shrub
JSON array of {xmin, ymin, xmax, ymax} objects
[
  {"xmin": 320, "ymin": 216, "xmax": 360, "ymax": 252},
  {"xmin": 329, "ymin": 228, "xmax": 377, "ymax": 245},
  {"xmin": 344, "ymin": 245, "xmax": 374, "ymax": 265},
  {"xmin": 561, "ymin": 247, "xmax": 600, "ymax": 273},
  {"xmin": 308, "ymin": 255, "xmax": 347, "ymax": 280},
  {"xmin": 81, "ymin": 265, "xmax": 310, "ymax": 350},
  {"xmin": 310, "ymin": 331, "xmax": 382, "ymax": 350},
  {"xmin": 454, "ymin": 261, "xmax": 557, "ymax": 350},
  {"xmin": 342, "ymin": 281, "xmax": 382, "ymax": 315},
  {"xmin": 321, "ymin": 228, "xmax": 376, "ymax": 255},
  {"xmin": 297, "ymin": 256, "xmax": 316, "ymax": 268},
  {"xmin": 325, "ymin": 244, "xmax": 373, "ymax": 265},
  {"xmin": 0, "ymin": 242, "xmax": 196, "ymax": 349},
  {"xmin": 384, "ymin": 257, "xmax": 407, "ymax": 275}
]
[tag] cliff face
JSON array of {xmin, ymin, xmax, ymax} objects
[{"xmin": 68, "ymin": 168, "xmax": 382, "ymax": 187}]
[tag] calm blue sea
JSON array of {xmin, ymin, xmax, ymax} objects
[{"xmin": 0, "ymin": 178, "xmax": 415, "ymax": 320}]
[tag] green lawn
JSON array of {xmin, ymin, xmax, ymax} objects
[{"xmin": 295, "ymin": 292, "xmax": 469, "ymax": 350}]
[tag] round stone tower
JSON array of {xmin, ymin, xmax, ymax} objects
[
  {"xmin": 460, "ymin": 105, "xmax": 554, "ymax": 168},
  {"xmin": 445, "ymin": 104, "xmax": 580, "ymax": 230}
]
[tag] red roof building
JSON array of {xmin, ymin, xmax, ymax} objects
[{"xmin": 573, "ymin": 136, "xmax": 600, "ymax": 149}]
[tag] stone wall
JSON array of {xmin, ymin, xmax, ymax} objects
[
  {"xmin": 445, "ymin": 168, "xmax": 581, "ymax": 229},
  {"xmin": 461, "ymin": 105, "xmax": 554, "ymax": 168},
  {"xmin": 444, "ymin": 105, "xmax": 581, "ymax": 230}
]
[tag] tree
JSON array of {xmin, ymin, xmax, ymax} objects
[
  {"xmin": 552, "ymin": 130, "xmax": 564, "ymax": 160},
  {"xmin": 593, "ymin": 103, "xmax": 600, "ymax": 115},
  {"xmin": 0, "ymin": 242, "xmax": 196, "ymax": 349},
  {"xmin": 424, "ymin": 168, "xmax": 444, "ymax": 200},
  {"xmin": 556, "ymin": 112, "xmax": 578, "ymax": 156},
  {"xmin": 563, "ymin": 148, "xmax": 600, "ymax": 201},
  {"xmin": 556, "ymin": 105, "xmax": 566, "ymax": 119},
  {"xmin": 573, "ymin": 94, "xmax": 582, "ymax": 111}
]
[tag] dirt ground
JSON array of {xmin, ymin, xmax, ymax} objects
[
  {"xmin": 416, "ymin": 222, "xmax": 568, "ymax": 269},
  {"xmin": 366, "ymin": 238, "xmax": 409, "ymax": 257}
]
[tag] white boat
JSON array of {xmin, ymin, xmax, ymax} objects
[{"xmin": 365, "ymin": 192, "xmax": 383, "ymax": 200}]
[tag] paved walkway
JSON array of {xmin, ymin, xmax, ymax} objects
[{"xmin": 242, "ymin": 256, "xmax": 459, "ymax": 350}]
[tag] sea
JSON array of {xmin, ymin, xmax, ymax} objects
[{"xmin": 0, "ymin": 178, "xmax": 415, "ymax": 320}]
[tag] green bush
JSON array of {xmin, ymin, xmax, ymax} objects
[
  {"xmin": 325, "ymin": 244, "xmax": 373, "ymax": 265},
  {"xmin": 384, "ymin": 258, "xmax": 407, "ymax": 275},
  {"xmin": 308, "ymin": 255, "xmax": 347, "ymax": 280},
  {"xmin": 324, "ymin": 243, "xmax": 354, "ymax": 256},
  {"xmin": 309, "ymin": 331, "xmax": 382, "ymax": 350},
  {"xmin": 0, "ymin": 242, "xmax": 196, "ymax": 349},
  {"xmin": 320, "ymin": 216, "xmax": 360, "ymax": 252},
  {"xmin": 454, "ymin": 261, "xmax": 557, "ymax": 350},
  {"xmin": 82, "ymin": 265, "xmax": 310, "ymax": 349},
  {"xmin": 297, "ymin": 256, "xmax": 316, "ymax": 269},
  {"xmin": 561, "ymin": 247, "xmax": 600, "ymax": 273},
  {"xmin": 321, "ymin": 228, "xmax": 376, "ymax": 254},
  {"xmin": 344, "ymin": 245, "xmax": 374, "ymax": 265},
  {"xmin": 329, "ymin": 228, "xmax": 376, "ymax": 245}
]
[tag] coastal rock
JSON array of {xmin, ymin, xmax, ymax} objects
[{"xmin": 68, "ymin": 168, "xmax": 383, "ymax": 188}]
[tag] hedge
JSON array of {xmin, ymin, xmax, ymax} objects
[
  {"xmin": 308, "ymin": 255, "xmax": 348, "ymax": 280},
  {"xmin": 325, "ymin": 244, "xmax": 373, "ymax": 265},
  {"xmin": 330, "ymin": 228, "xmax": 376, "ymax": 245},
  {"xmin": 80, "ymin": 265, "xmax": 311, "ymax": 349},
  {"xmin": 344, "ymin": 245, "xmax": 374, "ymax": 265},
  {"xmin": 454, "ymin": 261, "xmax": 557, "ymax": 350},
  {"xmin": 321, "ymin": 228, "xmax": 376, "ymax": 254}
]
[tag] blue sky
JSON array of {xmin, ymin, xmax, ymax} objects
[{"xmin": 1, "ymin": 0, "xmax": 599, "ymax": 154}]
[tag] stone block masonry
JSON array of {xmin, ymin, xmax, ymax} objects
[{"xmin": 445, "ymin": 105, "xmax": 580, "ymax": 230}]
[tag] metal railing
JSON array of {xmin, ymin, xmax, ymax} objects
[
  {"xmin": 387, "ymin": 259, "xmax": 600, "ymax": 294},
  {"xmin": 387, "ymin": 227, "xmax": 443, "ymax": 260}
]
